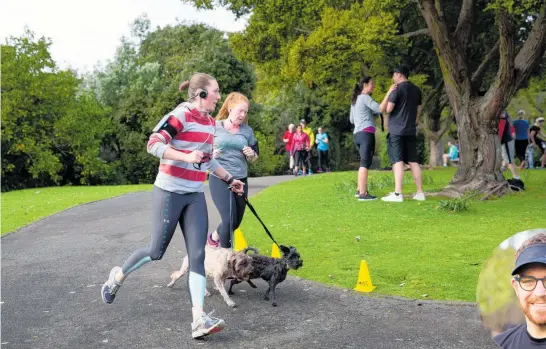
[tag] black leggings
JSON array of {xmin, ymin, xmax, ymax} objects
[
  {"xmin": 318, "ymin": 150, "xmax": 329, "ymax": 169},
  {"xmin": 209, "ymin": 175, "xmax": 249, "ymax": 248},
  {"xmin": 294, "ymin": 150, "xmax": 306, "ymax": 168},
  {"xmin": 354, "ymin": 131, "xmax": 376, "ymax": 169},
  {"xmin": 121, "ymin": 186, "xmax": 208, "ymax": 306}
]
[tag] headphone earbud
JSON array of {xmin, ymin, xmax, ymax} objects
[{"xmin": 199, "ymin": 90, "xmax": 208, "ymax": 99}]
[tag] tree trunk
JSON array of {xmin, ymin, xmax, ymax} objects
[
  {"xmin": 444, "ymin": 102, "xmax": 505, "ymax": 195},
  {"xmin": 429, "ymin": 138, "xmax": 443, "ymax": 167}
]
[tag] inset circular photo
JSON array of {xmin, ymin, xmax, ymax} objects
[{"xmin": 477, "ymin": 228, "xmax": 546, "ymax": 348}]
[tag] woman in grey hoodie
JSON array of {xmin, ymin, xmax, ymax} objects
[{"xmin": 350, "ymin": 76, "xmax": 395, "ymax": 201}]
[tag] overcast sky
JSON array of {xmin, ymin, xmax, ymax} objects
[{"xmin": 1, "ymin": 0, "xmax": 248, "ymax": 73}]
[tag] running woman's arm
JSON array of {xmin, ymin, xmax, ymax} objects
[
  {"xmin": 211, "ymin": 166, "xmax": 244, "ymax": 193},
  {"xmin": 350, "ymin": 105, "xmax": 355, "ymax": 124},
  {"xmin": 147, "ymin": 115, "xmax": 198, "ymax": 163}
]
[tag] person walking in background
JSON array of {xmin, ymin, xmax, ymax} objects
[
  {"xmin": 442, "ymin": 141, "xmax": 459, "ymax": 167},
  {"xmin": 315, "ymin": 127, "xmax": 330, "ymax": 173},
  {"xmin": 291, "ymin": 124, "xmax": 310, "ymax": 176},
  {"xmin": 350, "ymin": 75, "xmax": 393, "ymax": 201},
  {"xmin": 282, "ymin": 123, "xmax": 295, "ymax": 174},
  {"xmin": 100, "ymin": 73, "xmax": 245, "ymax": 339},
  {"xmin": 529, "ymin": 117, "xmax": 546, "ymax": 169},
  {"xmin": 207, "ymin": 92, "xmax": 258, "ymax": 250},
  {"xmin": 380, "ymin": 65, "xmax": 425, "ymax": 203},
  {"xmin": 513, "ymin": 110, "xmax": 530, "ymax": 169},
  {"xmin": 300, "ymin": 119, "xmax": 314, "ymax": 174},
  {"xmin": 499, "ymin": 111, "xmax": 521, "ymax": 180}
]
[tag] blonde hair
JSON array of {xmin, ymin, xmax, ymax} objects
[
  {"xmin": 216, "ymin": 92, "xmax": 250, "ymax": 124},
  {"xmin": 179, "ymin": 73, "xmax": 215, "ymax": 101}
]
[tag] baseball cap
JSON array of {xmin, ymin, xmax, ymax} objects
[
  {"xmin": 300, "ymin": 119, "xmax": 306, "ymax": 124},
  {"xmin": 511, "ymin": 243, "xmax": 546, "ymax": 275},
  {"xmin": 537, "ymin": 117, "xmax": 545, "ymax": 122},
  {"xmin": 393, "ymin": 65, "xmax": 410, "ymax": 78}
]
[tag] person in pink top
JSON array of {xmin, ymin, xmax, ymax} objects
[{"xmin": 291, "ymin": 124, "xmax": 310, "ymax": 176}]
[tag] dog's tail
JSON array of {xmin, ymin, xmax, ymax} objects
[{"xmin": 242, "ymin": 247, "xmax": 259, "ymax": 255}]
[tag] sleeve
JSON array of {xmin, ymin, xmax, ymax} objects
[
  {"xmin": 309, "ymin": 130, "xmax": 315, "ymax": 145},
  {"xmin": 363, "ymin": 95, "xmax": 380, "ymax": 114},
  {"xmin": 388, "ymin": 88, "xmax": 399, "ymax": 104},
  {"xmin": 305, "ymin": 134, "xmax": 310, "ymax": 148},
  {"xmin": 350, "ymin": 105, "xmax": 355, "ymax": 124},
  {"xmin": 417, "ymin": 88, "xmax": 422, "ymax": 106},
  {"xmin": 205, "ymin": 121, "xmax": 220, "ymax": 172},
  {"xmin": 147, "ymin": 114, "xmax": 184, "ymax": 158},
  {"xmin": 206, "ymin": 158, "xmax": 220, "ymax": 172}
]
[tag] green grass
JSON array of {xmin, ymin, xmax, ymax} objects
[
  {"xmin": 1, "ymin": 185, "xmax": 152, "ymax": 235},
  {"xmin": 238, "ymin": 168, "xmax": 546, "ymax": 302}
]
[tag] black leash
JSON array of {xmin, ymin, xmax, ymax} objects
[{"xmin": 240, "ymin": 193, "xmax": 281, "ymax": 249}]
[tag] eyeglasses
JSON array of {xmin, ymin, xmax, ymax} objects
[{"xmin": 514, "ymin": 275, "xmax": 546, "ymax": 291}]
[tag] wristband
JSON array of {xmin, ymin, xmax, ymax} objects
[{"xmin": 225, "ymin": 175, "xmax": 235, "ymax": 185}]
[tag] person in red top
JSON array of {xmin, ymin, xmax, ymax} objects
[
  {"xmin": 291, "ymin": 124, "xmax": 310, "ymax": 176},
  {"xmin": 282, "ymin": 123, "xmax": 295, "ymax": 174}
]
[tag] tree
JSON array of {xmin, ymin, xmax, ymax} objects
[
  {"xmin": 1, "ymin": 31, "xmax": 112, "ymax": 191},
  {"xmin": 414, "ymin": 0, "xmax": 546, "ymax": 195},
  {"xmin": 88, "ymin": 20, "xmax": 257, "ymax": 183}
]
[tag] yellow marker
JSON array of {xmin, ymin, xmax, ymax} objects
[
  {"xmin": 354, "ymin": 260, "xmax": 376, "ymax": 292},
  {"xmin": 271, "ymin": 243, "xmax": 281, "ymax": 258},
  {"xmin": 233, "ymin": 228, "xmax": 248, "ymax": 251}
]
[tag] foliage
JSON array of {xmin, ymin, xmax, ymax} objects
[
  {"xmin": 438, "ymin": 196, "xmax": 472, "ymax": 212},
  {"xmin": 1, "ymin": 31, "xmax": 113, "ymax": 191}
]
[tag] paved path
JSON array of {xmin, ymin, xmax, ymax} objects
[{"xmin": 2, "ymin": 176, "xmax": 497, "ymax": 349}]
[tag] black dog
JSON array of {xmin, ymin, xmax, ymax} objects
[{"xmin": 228, "ymin": 245, "xmax": 303, "ymax": 307}]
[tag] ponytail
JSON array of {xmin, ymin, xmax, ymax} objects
[{"xmin": 350, "ymin": 75, "xmax": 373, "ymax": 105}]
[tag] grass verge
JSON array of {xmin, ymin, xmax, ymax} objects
[
  {"xmin": 238, "ymin": 168, "xmax": 546, "ymax": 302},
  {"xmin": 1, "ymin": 185, "xmax": 152, "ymax": 235}
]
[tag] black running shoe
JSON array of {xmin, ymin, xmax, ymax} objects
[{"xmin": 358, "ymin": 193, "xmax": 377, "ymax": 201}]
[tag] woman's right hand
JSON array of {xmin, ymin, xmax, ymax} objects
[
  {"xmin": 183, "ymin": 150, "xmax": 204, "ymax": 163},
  {"xmin": 388, "ymin": 84, "xmax": 398, "ymax": 94}
]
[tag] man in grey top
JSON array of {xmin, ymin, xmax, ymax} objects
[{"xmin": 381, "ymin": 65, "xmax": 425, "ymax": 203}]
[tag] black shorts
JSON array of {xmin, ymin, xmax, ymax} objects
[
  {"xmin": 387, "ymin": 133, "xmax": 418, "ymax": 164},
  {"xmin": 515, "ymin": 139, "xmax": 528, "ymax": 161},
  {"xmin": 354, "ymin": 131, "xmax": 375, "ymax": 169}
]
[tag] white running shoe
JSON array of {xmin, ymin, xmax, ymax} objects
[
  {"xmin": 413, "ymin": 192, "xmax": 426, "ymax": 201},
  {"xmin": 191, "ymin": 311, "xmax": 225, "ymax": 339},
  {"xmin": 381, "ymin": 192, "xmax": 403, "ymax": 202}
]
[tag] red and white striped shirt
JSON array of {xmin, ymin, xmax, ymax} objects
[{"xmin": 147, "ymin": 102, "xmax": 220, "ymax": 194}]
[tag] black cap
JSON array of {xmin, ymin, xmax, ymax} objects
[
  {"xmin": 512, "ymin": 243, "xmax": 546, "ymax": 275},
  {"xmin": 393, "ymin": 65, "xmax": 410, "ymax": 78}
]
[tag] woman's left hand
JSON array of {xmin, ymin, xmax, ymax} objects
[
  {"xmin": 229, "ymin": 179, "xmax": 245, "ymax": 194},
  {"xmin": 242, "ymin": 146, "xmax": 255, "ymax": 157}
]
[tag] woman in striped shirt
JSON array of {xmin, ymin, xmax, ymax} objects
[{"xmin": 101, "ymin": 73, "xmax": 244, "ymax": 339}]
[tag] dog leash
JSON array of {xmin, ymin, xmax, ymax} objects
[{"xmin": 240, "ymin": 193, "xmax": 281, "ymax": 249}]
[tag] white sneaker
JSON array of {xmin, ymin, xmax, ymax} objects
[
  {"xmin": 413, "ymin": 192, "xmax": 426, "ymax": 201},
  {"xmin": 381, "ymin": 192, "xmax": 403, "ymax": 202},
  {"xmin": 191, "ymin": 311, "xmax": 225, "ymax": 339}
]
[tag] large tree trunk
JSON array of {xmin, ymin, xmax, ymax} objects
[
  {"xmin": 429, "ymin": 138, "xmax": 443, "ymax": 167},
  {"xmin": 444, "ymin": 102, "xmax": 504, "ymax": 194},
  {"xmin": 417, "ymin": 0, "xmax": 546, "ymax": 196}
]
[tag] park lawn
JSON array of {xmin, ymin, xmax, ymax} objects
[
  {"xmin": 1, "ymin": 185, "xmax": 153, "ymax": 235},
  {"xmin": 238, "ymin": 168, "xmax": 546, "ymax": 302}
]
